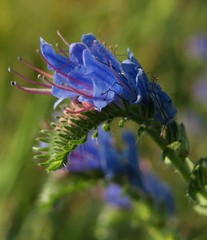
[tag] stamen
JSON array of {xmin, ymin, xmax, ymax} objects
[
  {"xmin": 55, "ymin": 59, "xmax": 73, "ymax": 72},
  {"xmin": 18, "ymin": 57, "xmax": 53, "ymax": 79},
  {"xmin": 56, "ymin": 43, "xmax": 68, "ymax": 57},
  {"xmin": 37, "ymin": 74, "xmax": 52, "ymax": 86},
  {"xmin": 41, "ymin": 75, "xmax": 93, "ymax": 98},
  {"xmin": 57, "ymin": 30, "xmax": 70, "ymax": 47},
  {"xmin": 8, "ymin": 67, "xmax": 51, "ymax": 88},
  {"xmin": 38, "ymin": 50, "xmax": 90, "ymax": 88},
  {"xmin": 11, "ymin": 81, "xmax": 52, "ymax": 95}
]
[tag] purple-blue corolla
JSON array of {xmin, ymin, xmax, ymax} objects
[
  {"xmin": 11, "ymin": 33, "xmax": 177, "ymax": 124},
  {"xmin": 40, "ymin": 33, "xmax": 176, "ymax": 124}
]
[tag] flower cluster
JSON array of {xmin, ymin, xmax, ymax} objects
[
  {"xmin": 67, "ymin": 127, "xmax": 175, "ymax": 213},
  {"xmin": 11, "ymin": 33, "xmax": 177, "ymax": 125},
  {"xmin": 68, "ymin": 128, "xmax": 144, "ymax": 188}
]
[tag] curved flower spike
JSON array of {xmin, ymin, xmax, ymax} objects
[
  {"xmin": 11, "ymin": 33, "xmax": 177, "ymax": 124},
  {"xmin": 67, "ymin": 127, "xmax": 174, "ymax": 213},
  {"xmin": 41, "ymin": 33, "xmax": 177, "ymax": 123}
]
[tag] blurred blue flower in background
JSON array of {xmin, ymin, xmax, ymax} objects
[
  {"xmin": 192, "ymin": 75, "xmax": 207, "ymax": 103},
  {"xmin": 186, "ymin": 35, "xmax": 207, "ymax": 104},
  {"xmin": 105, "ymin": 183, "xmax": 132, "ymax": 209},
  {"xmin": 67, "ymin": 127, "xmax": 175, "ymax": 213},
  {"xmin": 186, "ymin": 35, "xmax": 207, "ymax": 59},
  {"xmin": 142, "ymin": 169, "xmax": 175, "ymax": 215}
]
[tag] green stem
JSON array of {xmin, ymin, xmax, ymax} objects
[
  {"xmin": 145, "ymin": 127, "xmax": 167, "ymax": 150},
  {"xmin": 145, "ymin": 126, "xmax": 193, "ymax": 181}
]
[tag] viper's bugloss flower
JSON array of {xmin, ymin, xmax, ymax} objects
[
  {"xmin": 67, "ymin": 127, "xmax": 174, "ymax": 213},
  {"xmin": 68, "ymin": 127, "xmax": 143, "ymax": 188},
  {"xmin": 186, "ymin": 35, "xmax": 207, "ymax": 59},
  {"xmin": 105, "ymin": 183, "xmax": 132, "ymax": 209},
  {"xmin": 142, "ymin": 170, "xmax": 175, "ymax": 214},
  {"xmin": 10, "ymin": 33, "xmax": 176, "ymax": 124}
]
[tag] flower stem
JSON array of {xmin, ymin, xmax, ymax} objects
[{"xmin": 145, "ymin": 124, "xmax": 194, "ymax": 182}]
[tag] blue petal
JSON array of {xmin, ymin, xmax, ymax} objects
[
  {"xmin": 52, "ymin": 73, "xmax": 79, "ymax": 100},
  {"xmin": 122, "ymin": 59, "xmax": 139, "ymax": 85},
  {"xmin": 69, "ymin": 43, "xmax": 86, "ymax": 65},
  {"xmin": 99, "ymin": 131, "xmax": 126, "ymax": 179},
  {"xmin": 40, "ymin": 38, "xmax": 75, "ymax": 73},
  {"xmin": 134, "ymin": 69, "xmax": 150, "ymax": 104},
  {"xmin": 143, "ymin": 173, "xmax": 175, "ymax": 214},
  {"xmin": 68, "ymin": 135, "xmax": 102, "ymax": 172},
  {"xmin": 127, "ymin": 48, "xmax": 142, "ymax": 67},
  {"xmin": 105, "ymin": 183, "xmax": 132, "ymax": 209},
  {"xmin": 148, "ymin": 83, "xmax": 177, "ymax": 124},
  {"xmin": 83, "ymin": 48, "xmax": 121, "ymax": 109},
  {"xmin": 51, "ymin": 68, "xmax": 93, "ymax": 101},
  {"xmin": 82, "ymin": 33, "xmax": 122, "ymax": 72},
  {"xmin": 122, "ymin": 132, "xmax": 143, "ymax": 188}
]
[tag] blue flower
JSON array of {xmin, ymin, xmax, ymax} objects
[
  {"xmin": 11, "ymin": 33, "xmax": 176, "ymax": 124},
  {"xmin": 40, "ymin": 33, "xmax": 176, "ymax": 124},
  {"xmin": 67, "ymin": 127, "xmax": 127, "ymax": 178},
  {"xmin": 186, "ymin": 34, "xmax": 207, "ymax": 59},
  {"xmin": 67, "ymin": 127, "xmax": 143, "ymax": 186},
  {"xmin": 40, "ymin": 35, "xmax": 123, "ymax": 111},
  {"xmin": 67, "ymin": 133, "xmax": 102, "ymax": 172},
  {"xmin": 67, "ymin": 127, "xmax": 174, "ymax": 213},
  {"xmin": 142, "ymin": 172, "xmax": 175, "ymax": 214},
  {"xmin": 147, "ymin": 82, "xmax": 177, "ymax": 125}
]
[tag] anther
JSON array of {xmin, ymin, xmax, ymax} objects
[
  {"xmin": 11, "ymin": 81, "xmax": 52, "ymax": 95},
  {"xmin": 11, "ymin": 81, "xmax": 16, "ymax": 86},
  {"xmin": 8, "ymin": 66, "xmax": 51, "ymax": 88},
  {"xmin": 17, "ymin": 56, "xmax": 53, "ymax": 79}
]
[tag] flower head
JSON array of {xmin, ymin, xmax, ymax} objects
[
  {"xmin": 67, "ymin": 127, "xmax": 143, "ymax": 186},
  {"xmin": 11, "ymin": 33, "xmax": 176, "ymax": 124},
  {"xmin": 67, "ymin": 127, "xmax": 174, "ymax": 213},
  {"xmin": 67, "ymin": 127, "xmax": 129, "ymax": 181}
]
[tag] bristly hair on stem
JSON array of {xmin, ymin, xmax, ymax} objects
[{"xmin": 34, "ymin": 97, "xmax": 151, "ymax": 171}]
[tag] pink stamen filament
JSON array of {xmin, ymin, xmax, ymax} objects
[
  {"xmin": 38, "ymin": 51, "xmax": 90, "ymax": 88},
  {"xmin": 56, "ymin": 43, "xmax": 69, "ymax": 57},
  {"xmin": 11, "ymin": 81, "xmax": 52, "ymax": 95},
  {"xmin": 18, "ymin": 57, "xmax": 53, "ymax": 79},
  {"xmin": 8, "ymin": 67, "xmax": 51, "ymax": 88},
  {"xmin": 42, "ymin": 75, "xmax": 93, "ymax": 98},
  {"xmin": 19, "ymin": 55, "xmax": 92, "ymax": 97}
]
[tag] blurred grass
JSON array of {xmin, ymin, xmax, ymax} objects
[{"xmin": 1, "ymin": 0, "xmax": 207, "ymax": 239}]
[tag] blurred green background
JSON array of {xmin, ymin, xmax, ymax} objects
[{"xmin": 1, "ymin": 0, "xmax": 207, "ymax": 239}]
